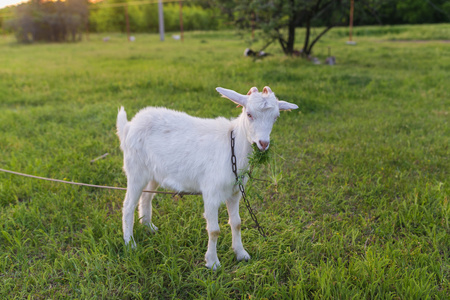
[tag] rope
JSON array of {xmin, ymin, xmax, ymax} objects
[{"xmin": 0, "ymin": 168, "xmax": 201, "ymax": 196}]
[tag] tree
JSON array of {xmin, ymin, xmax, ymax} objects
[
  {"xmin": 214, "ymin": 0, "xmax": 407, "ymax": 57},
  {"xmin": 8, "ymin": 0, "xmax": 88, "ymax": 43},
  {"xmin": 224, "ymin": 0, "xmax": 349, "ymax": 56}
]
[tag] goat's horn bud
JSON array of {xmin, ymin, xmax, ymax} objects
[
  {"xmin": 247, "ymin": 87, "xmax": 258, "ymax": 95},
  {"xmin": 262, "ymin": 86, "xmax": 272, "ymax": 94}
]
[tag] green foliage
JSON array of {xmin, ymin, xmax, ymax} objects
[
  {"xmin": 89, "ymin": 1, "xmax": 220, "ymax": 33},
  {"xmin": 0, "ymin": 24, "xmax": 449, "ymax": 298},
  {"xmin": 216, "ymin": 0, "xmax": 449, "ymax": 55},
  {"xmin": 378, "ymin": 0, "xmax": 450, "ymax": 24},
  {"xmin": 248, "ymin": 143, "xmax": 271, "ymax": 169},
  {"xmin": 89, "ymin": 0, "xmax": 126, "ymax": 32},
  {"xmin": 225, "ymin": 0, "xmax": 350, "ymax": 55},
  {"xmin": 216, "ymin": 0, "xmax": 450, "ymax": 26},
  {"xmin": 7, "ymin": 0, "xmax": 89, "ymax": 43}
]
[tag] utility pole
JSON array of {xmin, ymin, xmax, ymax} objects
[{"xmin": 158, "ymin": 0, "xmax": 165, "ymax": 41}]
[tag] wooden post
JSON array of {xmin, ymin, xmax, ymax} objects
[
  {"xmin": 347, "ymin": 0, "xmax": 356, "ymax": 45},
  {"xmin": 125, "ymin": 3, "xmax": 130, "ymax": 41},
  {"xmin": 251, "ymin": 12, "xmax": 255, "ymax": 40},
  {"xmin": 158, "ymin": 0, "xmax": 165, "ymax": 41},
  {"xmin": 349, "ymin": 0, "xmax": 354, "ymax": 41},
  {"xmin": 179, "ymin": 1, "xmax": 184, "ymax": 42},
  {"xmin": 85, "ymin": 17, "xmax": 89, "ymax": 41},
  {"xmin": 2, "ymin": 19, "xmax": 5, "ymax": 39}
]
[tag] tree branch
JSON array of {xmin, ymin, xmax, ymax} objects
[
  {"xmin": 302, "ymin": 17, "xmax": 311, "ymax": 53},
  {"xmin": 426, "ymin": 0, "xmax": 450, "ymax": 21},
  {"xmin": 360, "ymin": 0, "xmax": 383, "ymax": 25},
  {"xmin": 259, "ymin": 39, "xmax": 274, "ymax": 52},
  {"xmin": 313, "ymin": 0, "xmax": 335, "ymax": 20},
  {"xmin": 306, "ymin": 24, "xmax": 334, "ymax": 54},
  {"xmin": 274, "ymin": 28, "xmax": 287, "ymax": 54}
]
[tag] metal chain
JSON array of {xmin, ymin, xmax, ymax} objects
[{"xmin": 230, "ymin": 130, "xmax": 267, "ymax": 238}]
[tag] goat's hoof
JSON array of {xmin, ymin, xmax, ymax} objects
[
  {"xmin": 205, "ymin": 260, "xmax": 221, "ymax": 271},
  {"xmin": 236, "ymin": 250, "xmax": 251, "ymax": 262},
  {"xmin": 124, "ymin": 239, "xmax": 137, "ymax": 249},
  {"xmin": 147, "ymin": 223, "xmax": 158, "ymax": 233}
]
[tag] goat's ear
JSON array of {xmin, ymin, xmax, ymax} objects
[
  {"xmin": 216, "ymin": 87, "xmax": 248, "ymax": 107},
  {"xmin": 278, "ymin": 100, "xmax": 299, "ymax": 111}
]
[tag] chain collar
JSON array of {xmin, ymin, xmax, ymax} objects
[{"xmin": 230, "ymin": 130, "xmax": 267, "ymax": 238}]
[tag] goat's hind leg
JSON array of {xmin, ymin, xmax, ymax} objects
[
  {"xmin": 123, "ymin": 175, "xmax": 148, "ymax": 248},
  {"xmin": 139, "ymin": 180, "xmax": 159, "ymax": 233}
]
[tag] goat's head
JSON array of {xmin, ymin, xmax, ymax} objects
[{"xmin": 216, "ymin": 86, "xmax": 298, "ymax": 151}]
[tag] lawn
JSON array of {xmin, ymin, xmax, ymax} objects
[{"xmin": 0, "ymin": 24, "xmax": 449, "ymax": 299}]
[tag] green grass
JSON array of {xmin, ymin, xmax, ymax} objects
[{"xmin": 0, "ymin": 24, "xmax": 449, "ymax": 299}]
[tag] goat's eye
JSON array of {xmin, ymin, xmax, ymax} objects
[{"xmin": 247, "ymin": 113, "xmax": 253, "ymax": 119}]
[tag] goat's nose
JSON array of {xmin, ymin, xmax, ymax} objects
[{"xmin": 259, "ymin": 140, "xmax": 269, "ymax": 151}]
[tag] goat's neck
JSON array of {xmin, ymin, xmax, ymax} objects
[{"xmin": 231, "ymin": 113, "xmax": 253, "ymax": 171}]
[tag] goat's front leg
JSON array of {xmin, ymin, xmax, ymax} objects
[
  {"xmin": 226, "ymin": 195, "xmax": 250, "ymax": 262},
  {"xmin": 203, "ymin": 200, "xmax": 221, "ymax": 270}
]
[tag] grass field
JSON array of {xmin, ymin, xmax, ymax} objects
[{"xmin": 0, "ymin": 24, "xmax": 449, "ymax": 299}]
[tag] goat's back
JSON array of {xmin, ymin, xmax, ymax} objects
[{"xmin": 119, "ymin": 107, "xmax": 234, "ymax": 193}]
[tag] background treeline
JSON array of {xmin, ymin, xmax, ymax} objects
[
  {"xmin": 89, "ymin": 0, "xmax": 221, "ymax": 33},
  {"xmin": 1, "ymin": 0, "xmax": 221, "ymax": 42},
  {"xmin": 3, "ymin": 0, "xmax": 88, "ymax": 42},
  {"xmin": 0, "ymin": 0, "xmax": 449, "ymax": 43},
  {"xmin": 351, "ymin": 0, "xmax": 450, "ymax": 25}
]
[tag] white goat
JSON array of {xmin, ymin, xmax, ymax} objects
[{"xmin": 116, "ymin": 86, "xmax": 297, "ymax": 269}]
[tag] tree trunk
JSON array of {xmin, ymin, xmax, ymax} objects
[{"xmin": 285, "ymin": 17, "xmax": 296, "ymax": 56}]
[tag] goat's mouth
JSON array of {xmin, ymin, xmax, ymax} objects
[
  {"xmin": 252, "ymin": 141, "xmax": 270, "ymax": 152},
  {"xmin": 250, "ymin": 143, "xmax": 271, "ymax": 165}
]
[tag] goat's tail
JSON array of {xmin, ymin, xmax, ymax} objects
[{"xmin": 116, "ymin": 106, "xmax": 128, "ymax": 143}]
